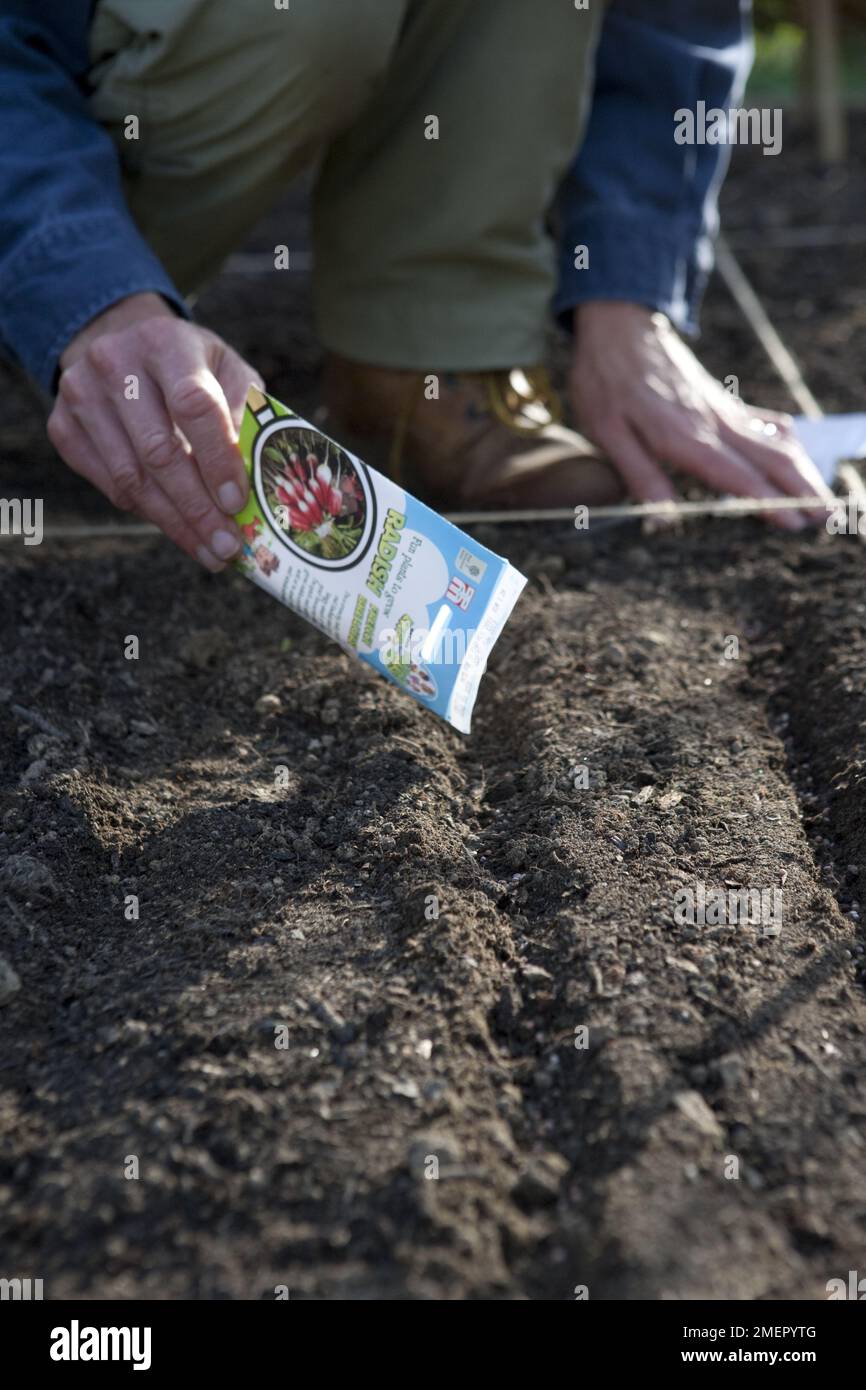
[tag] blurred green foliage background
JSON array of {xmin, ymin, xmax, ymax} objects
[{"xmin": 750, "ymin": 1, "xmax": 866, "ymax": 99}]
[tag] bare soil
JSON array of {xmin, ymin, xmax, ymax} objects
[{"xmin": 1, "ymin": 118, "xmax": 865, "ymax": 1301}]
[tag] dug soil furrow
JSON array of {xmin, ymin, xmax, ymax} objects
[{"xmin": 470, "ymin": 528, "xmax": 866, "ymax": 1299}]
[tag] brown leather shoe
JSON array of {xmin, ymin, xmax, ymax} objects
[{"xmin": 320, "ymin": 354, "xmax": 624, "ymax": 511}]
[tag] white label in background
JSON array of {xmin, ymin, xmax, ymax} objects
[{"xmin": 792, "ymin": 414, "xmax": 866, "ymax": 485}]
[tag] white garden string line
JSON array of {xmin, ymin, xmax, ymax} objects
[
  {"xmin": 3, "ymin": 241, "xmax": 863, "ymax": 541},
  {"xmin": 448, "ymin": 495, "xmax": 838, "ymax": 526},
  {"xmin": 3, "ymin": 493, "xmax": 837, "ymax": 541},
  {"xmin": 0, "ymin": 522, "xmax": 161, "ymax": 540},
  {"xmin": 0, "ymin": 494, "xmax": 833, "ymax": 542}
]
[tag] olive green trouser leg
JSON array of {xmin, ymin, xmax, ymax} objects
[
  {"xmin": 89, "ymin": 0, "xmax": 603, "ymax": 371},
  {"xmin": 314, "ymin": 0, "xmax": 603, "ymax": 369}
]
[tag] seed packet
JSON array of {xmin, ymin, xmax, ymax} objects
[{"xmin": 233, "ymin": 386, "xmax": 527, "ymax": 733}]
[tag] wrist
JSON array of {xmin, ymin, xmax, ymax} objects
[
  {"xmin": 60, "ymin": 292, "xmax": 178, "ymax": 371},
  {"xmin": 574, "ymin": 300, "xmax": 662, "ymax": 330}
]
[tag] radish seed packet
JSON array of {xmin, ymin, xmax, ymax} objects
[{"xmin": 233, "ymin": 386, "xmax": 527, "ymax": 733}]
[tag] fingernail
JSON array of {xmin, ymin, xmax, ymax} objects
[
  {"xmin": 197, "ymin": 545, "xmax": 226, "ymax": 573},
  {"xmin": 210, "ymin": 529, "xmax": 240, "ymax": 559},
  {"xmin": 218, "ymin": 481, "xmax": 245, "ymax": 513}
]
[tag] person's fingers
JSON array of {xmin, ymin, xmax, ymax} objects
[
  {"xmin": 721, "ymin": 414, "xmax": 832, "ymax": 521},
  {"xmin": 143, "ymin": 321, "xmax": 249, "ymax": 516},
  {"xmin": 126, "ymin": 482, "xmax": 229, "ymax": 572},
  {"xmin": 51, "ymin": 317, "xmax": 263, "ymax": 563},
  {"xmin": 47, "ymin": 402, "xmax": 227, "ymax": 572},
  {"xmin": 47, "ymin": 397, "xmax": 116, "ymax": 496},
  {"xmin": 111, "ymin": 369, "xmax": 242, "ymax": 562},
  {"xmin": 659, "ymin": 424, "xmax": 807, "ymax": 530},
  {"xmin": 59, "ymin": 338, "xmax": 240, "ymax": 559},
  {"xmin": 593, "ymin": 422, "xmax": 680, "ymax": 505},
  {"xmin": 742, "ymin": 405, "xmax": 796, "ymax": 435},
  {"xmin": 56, "ymin": 363, "xmax": 152, "ymax": 516},
  {"xmin": 65, "ymin": 360, "xmax": 239, "ymax": 561},
  {"xmin": 711, "ymin": 395, "xmax": 828, "ymax": 520}
]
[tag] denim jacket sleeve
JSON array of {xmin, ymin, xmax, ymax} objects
[
  {"xmin": 555, "ymin": 0, "xmax": 754, "ymax": 335},
  {"xmin": 0, "ymin": 0, "xmax": 189, "ymax": 393}
]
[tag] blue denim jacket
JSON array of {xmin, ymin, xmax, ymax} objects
[
  {"xmin": 556, "ymin": 0, "xmax": 753, "ymax": 336},
  {"xmin": 0, "ymin": 0, "xmax": 752, "ymax": 392}
]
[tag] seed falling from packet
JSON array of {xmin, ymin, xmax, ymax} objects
[{"xmin": 232, "ymin": 386, "xmax": 527, "ymax": 733}]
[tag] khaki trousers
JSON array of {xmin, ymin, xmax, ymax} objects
[{"xmin": 89, "ymin": 0, "xmax": 603, "ymax": 369}]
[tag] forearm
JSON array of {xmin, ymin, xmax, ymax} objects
[{"xmin": 0, "ymin": 1, "xmax": 189, "ymax": 392}]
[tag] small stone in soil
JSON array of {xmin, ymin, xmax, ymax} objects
[
  {"xmin": 513, "ymin": 1151, "xmax": 569, "ymax": 1207},
  {"xmin": 673, "ymin": 1090, "xmax": 723, "ymax": 1138},
  {"xmin": 521, "ymin": 963, "xmax": 553, "ymax": 985},
  {"xmin": 716, "ymin": 1054, "xmax": 746, "ymax": 1088},
  {"xmin": 0, "ymin": 955, "xmax": 21, "ymax": 1006},
  {"xmin": 0, "ymin": 853, "xmax": 60, "ymax": 900}
]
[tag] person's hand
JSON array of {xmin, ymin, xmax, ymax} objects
[
  {"xmin": 570, "ymin": 301, "xmax": 833, "ymax": 530},
  {"xmin": 48, "ymin": 293, "xmax": 264, "ymax": 570}
]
